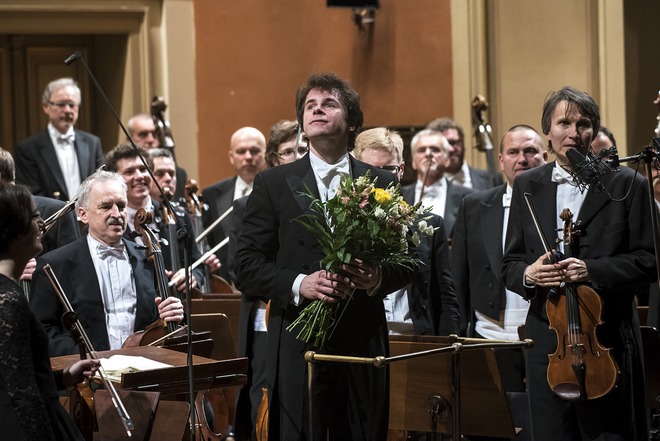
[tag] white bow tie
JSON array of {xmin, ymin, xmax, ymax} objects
[
  {"xmin": 57, "ymin": 132, "xmax": 75, "ymax": 143},
  {"xmin": 421, "ymin": 185, "xmax": 439, "ymax": 200},
  {"xmin": 551, "ymin": 167, "xmax": 577, "ymax": 186},
  {"xmin": 502, "ymin": 192, "xmax": 511, "ymax": 208},
  {"xmin": 97, "ymin": 242, "xmax": 126, "ymax": 260},
  {"xmin": 315, "ymin": 155, "xmax": 350, "ymax": 182}
]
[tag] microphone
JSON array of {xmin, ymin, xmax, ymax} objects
[
  {"xmin": 566, "ymin": 148, "xmax": 615, "ymax": 191},
  {"xmin": 64, "ymin": 51, "xmax": 81, "ymax": 66}
]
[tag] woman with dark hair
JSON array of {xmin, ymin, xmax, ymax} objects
[
  {"xmin": 0, "ymin": 183, "xmax": 98, "ymax": 441},
  {"xmin": 264, "ymin": 120, "xmax": 308, "ymax": 167}
]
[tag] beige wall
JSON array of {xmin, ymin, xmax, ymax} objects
[
  {"xmin": 2, "ymin": 0, "xmax": 655, "ymax": 183},
  {"xmin": 193, "ymin": 0, "xmax": 453, "ymax": 187}
]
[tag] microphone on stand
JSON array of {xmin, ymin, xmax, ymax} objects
[
  {"xmin": 64, "ymin": 51, "xmax": 81, "ymax": 66},
  {"xmin": 566, "ymin": 148, "xmax": 616, "ymax": 191}
]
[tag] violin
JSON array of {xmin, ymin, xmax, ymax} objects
[
  {"xmin": 471, "ymin": 95, "xmax": 500, "ymax": 187},
  {"xmin": 545, "ymin": 208, "xmax": 619, "ymax": 400}
]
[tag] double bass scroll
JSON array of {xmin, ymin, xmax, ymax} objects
[
  {"xmin": 151, "ymin": 96, "xmax": 175, "ymax": 153},
  {"xmin": 471, "ymin": 95, "xmax": 500, "ymax": 187}
]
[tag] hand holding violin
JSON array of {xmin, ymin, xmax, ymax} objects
[
  {"xmin": 557, "ymin": 257, "xmax": 589, "ymax": 283},
  {"xmin": 524, "ymin": 251, "xmax": 565, "ymax": 286},
  {"xmin": 155, "ymin": 296, "xmax": 184, "ymax": 324},
  {"xmin": 524, "ymin": 251, "xmax": 590, "ymax": 286}
]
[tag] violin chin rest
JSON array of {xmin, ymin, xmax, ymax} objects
[{"xmin": 552, "ymin": 383, "xmax": 582, "ymax": 401}]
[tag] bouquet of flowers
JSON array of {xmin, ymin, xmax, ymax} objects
[{"xmin": 286, "ymin": 171, "xmax": 435, "ymax": 347}]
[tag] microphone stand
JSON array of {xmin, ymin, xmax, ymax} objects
[
  {"xmin": 610, "ymin": 137, "xmax": 660, "ymax": 294},
  {"xmin": 65, "ymin": 51, "xmax": 199, "ymax": 441}
]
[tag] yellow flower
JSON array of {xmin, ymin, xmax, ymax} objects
[{"xmin": 373, "ymin": 188, "xmax": 391, "ymax": 204}]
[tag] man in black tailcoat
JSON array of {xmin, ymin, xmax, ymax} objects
[
  {"xmin": 235, "ymin": 73, "xmax": 413, "ymax": 441},
  {"xmin": 502, "ymin": 86, "xmax": 655, "ymax": 441}
]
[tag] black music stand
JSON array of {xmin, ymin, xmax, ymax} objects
[
  {"xmin": 305, "ymin": 335, "xmax": 532, "ymax": 440},
  {"xmin": 388, "ymin": 335, "xmax": 520, "ymax": 438}
]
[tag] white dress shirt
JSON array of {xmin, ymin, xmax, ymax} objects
[
  {"xmin": 475, "ymin": 184, "xmax": 529, "ymax": 341},
  {"xmin": 415, "ymin": 178, "xmax": 447, "ymax": 217},
  {"xmin": 48, "ymin": 123, "xmax": 81, "ymax": 199},
  {"xmin": 291, "ymin": 152, "xmax": 351, "ymax": 304},
  {"xmin": 87, "ymin": 235, "xmax": 137, "ymax": 349},
  {"xmin": 233, "ymin": 176, "xmax": 253, "ymax": 201}
]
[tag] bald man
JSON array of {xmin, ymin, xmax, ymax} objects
[{"xmin": 202, "ymin": 127, "xmax": 266, "ymax": 281}]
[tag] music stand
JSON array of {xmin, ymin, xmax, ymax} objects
[
  {"xmin": 304, "ymin": 334, "xmax": 533, "ymax": 441},
  {"xmin": 52, "ymin": 345, "xmax": 248, "ymax": 396},
  {"xmin": 388, "ymin": 335, "xmax": 525, "ymax": 438}
]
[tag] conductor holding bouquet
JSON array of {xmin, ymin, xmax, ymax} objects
[{"xmin": 235, "ymin": 72, "xmax": 415, "ymax": 441}]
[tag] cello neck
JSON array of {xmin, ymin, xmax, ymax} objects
[{"xmin": 471, "ymin": 94, "xmax": 499, "ymax": 185}]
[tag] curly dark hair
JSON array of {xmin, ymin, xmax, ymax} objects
[
  {"xmin": 295, "ymin": 72, "xmax": 363, "ymax": 151},
  {"xmin": 0, "ymin": 183, "xmax": 35, "ymax": 254},
  {"xmin": 104, "ymin": 143, "xmax": 149, "ymax": 173}
]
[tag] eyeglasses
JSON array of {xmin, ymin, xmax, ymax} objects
[
  {"xmin": 379, "ymin": 165, "xmax": 401, "ymax": 174},
  {"xmin": 48, "ymin": 101, "xmax": 79, "ymax": 110},
  {"xmin": 279, "ymin": 146, "xmax": 309, "ymax": 157},
  {"xmin": 415, "ymin": 146, "xmax": 444, "ymax": 155},
  {"xmin": 136, "ymin": 130, "xmax": 158, "ymax": 139}
]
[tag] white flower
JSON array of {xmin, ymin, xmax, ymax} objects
[
  {"xmin": 411, "ymin": 231, "xmax": 421, "ymax": 247},
  {"xmin": 374, "ymin": 206, "xmax": 386, "ymax": 219},
  {"xmin": 418, "ymin": 220, "xmax": 428, "ymax": 232},
  {"xmin": 423, "ymin": 225, "xmax": 435, "ymax": 236}
]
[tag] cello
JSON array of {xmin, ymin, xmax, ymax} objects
[
  {"xmin": 545, "ymin": 208, "xmax": 619, "ymax": 400},
  {"xmin": 471, "ymin": 95, "xmax": 500, "ymax": 187},
  {"xmin": 122, "ymin": 208, "xmax": 187, "ymax": 347}
]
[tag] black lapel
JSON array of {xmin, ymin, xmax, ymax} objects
[
  {"xmin": 528, "ymin": 164, "xmax": 560, "ymax": 249},
  {"xmin": 287, "ymin": 154, "xmax": 320, "ymax": 212},
  {"xmin": 74, "ymin": 130, "xmax": 92, "ymax": 177},
  {"xmin": 39, "ymin": 131, "xmax": 68, "ymax": 199},
  {"xmin": 480, "ymin": 186, "xmax": 506, "ymax": 273}
]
